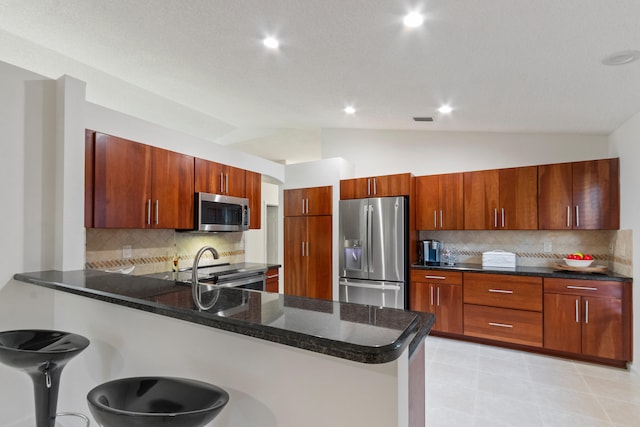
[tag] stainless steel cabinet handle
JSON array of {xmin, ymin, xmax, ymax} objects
[
  {"xmin": 430, "ymin": 285, "xmax": 434, "ymax": 306},
  {"xmin": 306, "ymin": 241, "xmax": 309, "ymax": 257},
  {"xmin": 220, "ymin": 172, "xmax": 224, "ymax": 193},
  {"xmin": 266, "ymin": 274, "xmax": 279, "ymax": 279},
  {"xmin": 567, "ymin": 206, "xmax": 571, "ymax": 228},
  {"xmin": 440, "ymin": 210, "xmax": 443, "ymax": 229},
  {"xmin": 585, "ymin": 299, "xmax": 589, "ymax": 324},
  {"xmin": 425, "ymin": 275, "xmax": 446, "ymax": 280},
  {"xmin": 301, "ymin": 199, "xmax": 305, "ymax": 214},
  {"xmin": 301, "ymin": 241, "xmax": 305, "ymax": 257},
  {"xmin": 575, "ymin": 299, "xmax": 579, "ymax": 323},
  {"xmin": 434, "ymin": 210, "xmax": 437, "ymax": 229},
  {"xmin": 575, "ymin": 205, "xmax": 580, "ymax": 227},
  {"xmin": 494, "ymin": 208, "xmax": 498, "ymax": 228},
  {"xmin": 489, "ymin": 289, "xmax": 513, "ymax": 294},
  {"xmin": 489, "ymin": 322, "xmax": 513, "ymax": 328},
  {"xmin": 226, "ymin": 173, "xmax": 229, "ymax": 193},
  {"xmin": 501, "ymin": 208, "xmax": 505, "ymax": 228},
  {"xmin": 437, "ymin": 287, "xmax": 440, "ymax": 306},
  {"xmin": 155, "ymin": 200, "xmax": 159, "ymax": 225},
  {"xmin": 567, "ymin": 285, "xmax": 598, "ymax": 291},
  {"xmin": 306, "ymin": 198, "xmax": 309, "ymax": 214},
  {"xmin": 147, "ymin": 199, "xmax": 151, "ymax": 225},
  {"xmin": 367, "ymin": 178, "xmax": 371, "ymax": 196},
  {"xmin": 373, "ymin": 177, "xmax": 377, "ymax": 195}
]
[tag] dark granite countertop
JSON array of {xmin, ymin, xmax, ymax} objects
[
  {"xmin": 412, "ymin": 263, "xmax": 632, "ymax": 282},
  {"xmin": 13, "ymin": 270, "xmax": 434, "ymax": 364}
]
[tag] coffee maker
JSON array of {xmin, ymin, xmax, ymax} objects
[{"xmin": 418, "ymin": 240, "xmax": 442, "ymax": 266}]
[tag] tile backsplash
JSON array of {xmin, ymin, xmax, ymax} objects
[
  {"xmin": 418, "ymin": 229, "xmax": 633, "ymax": 276},
  {"xmin": 86, "ymin": 229, "xmax": 245, "ymax": 275}
]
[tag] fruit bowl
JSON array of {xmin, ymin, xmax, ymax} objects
[{"xmin": 564, "ymin": 258, "xmax": 594, "ymax": 268}]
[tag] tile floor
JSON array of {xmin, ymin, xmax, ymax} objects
[{"xmin": 425, "ymin": 336, "xmax": 640, "ymax": 426}]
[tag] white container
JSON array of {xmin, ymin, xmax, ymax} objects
[{"xmin": 482, "ymin": 250, "xmax": 516, "ymax": 269}]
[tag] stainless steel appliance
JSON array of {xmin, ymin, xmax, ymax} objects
[
  {"xmin": 194, "ymin": 193, "xmax": 250, "ymax": 232},
  {"xmin": 418, "ymin": 239, "xmax": 442, "ymax": 265},
  {"xmin": 150, "ymin": 263, "xmax": 267, "ymax": 291},
  {"xmin": 338, "ymin": 196, "xmax": 408, "ymax": 309}
]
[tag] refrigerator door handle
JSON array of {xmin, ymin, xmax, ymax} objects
[
  {"xmin": 339, "ymin": 279, "xmax": 402, "ymax": 291},
  {"xmin": 367, "ymin": 204, "xmax": 373, "ymax": 274}
]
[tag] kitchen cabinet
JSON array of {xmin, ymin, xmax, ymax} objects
[
  {"xmin": 463, "ymin": 273, "xmax": 543, "ymax": 347},
  {"xmin": 90, "ymin": 132, "xmax": 194, "ymax": 229},
  {"xmin": 194, "ymin": 158, "xmax": 246, "ymax": 197},
  {"xmin": 245, "ymin": 170, "xmax": 262, "ymax": 229},
  {"xmin": 284, "ymin": 186, "xmax": 332, "ymax": 216},
  {"xmin": 284, "ymin": 215, "xmax": 332, "ymax": 300},
  {"xmin": 265, "ymin": 267, "xmax": 280, "ymax": 293},
  {"xmin": 543, "ymin": 278, "xmax": 631, "ymax": 361},
  {"xmin": 415, "ymin": 173, "xmax": 464, "ymax": 230},
  {"xmin": 340, "ymin": 173, "xmax": 412, "ymax": 200},
  {"xmin": 538, "ymin": 158, "xmax": 620, "ymax": 230},
  {"xmin": 463, "ymin": 166, "xmax": 537, "ymax": 230},
  {"xmin": 410, "ymin": 269, "xmax": 463, "ymax": 334}
]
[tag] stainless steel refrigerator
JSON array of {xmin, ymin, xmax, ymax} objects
[{"xmin": 338, "ymin": 196, "xmax": 408, "ymax": 309}]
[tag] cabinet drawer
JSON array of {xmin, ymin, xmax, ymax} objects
[
  {"xmin": 410, "ymin": 269, "xmax": 463, "ymax": 285},
  {"xmin": 464, "ymin": 304, "xmax": 542, "ymax": 347},
  {"xmin": 544, "ymin": 278, "xmax": 624, "ymax": 298},
  {"xmin": 464, "ymin": 273, "xmax": 542, "ymax": 311}
]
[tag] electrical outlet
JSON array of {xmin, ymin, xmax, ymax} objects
[
  {"xmin": 122, "ymin": 245, "xmax": 132, "ymax": 259},
  {"xmin": 543, "ymin": 242, "xmax": 552, "ymax": 253}
]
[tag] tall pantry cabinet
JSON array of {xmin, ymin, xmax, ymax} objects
[{"xmin": 283, "ymin": 186, "xmax": 333, "ymax": 300}]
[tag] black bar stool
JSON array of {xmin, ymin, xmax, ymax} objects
[
  {"xmin": 0, "ymin": 329, "xmax": 90, "ymax": 427},
  {"xmin": 87, "ymin": 376, "xmax": 229, "ymax": 427}
]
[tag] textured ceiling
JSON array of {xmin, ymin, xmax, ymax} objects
[{"xmin": 1, "ymin": 0, "xmax": 639, "ymax": 159}]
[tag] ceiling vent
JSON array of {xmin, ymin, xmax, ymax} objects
[{"xmin": 413, "ymin": 117, "xmax": 434, "ymax": 122}]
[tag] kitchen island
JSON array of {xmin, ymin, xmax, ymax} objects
[{"xmin": 11, "ymin": 270, "xmax": 434, "ymax": 427}]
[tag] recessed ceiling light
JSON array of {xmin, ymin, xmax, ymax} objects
[
  {"xmin": 344, "ymin": 106, "xmax": 356, "ymax": 114},
  {"xmin": 263, "ymin": 37, "xmax": 279, "ymax": 49},
  {"xmin": 403, "ymin": 12, "xmax": 424, "ymax": 28},
  {"xmin": 438, "ymin": 105, "xmax": 453, "ymax": 114},
  {"xmin": 601, "ymin": 50, "xmax": 640, "ymax": 66}
]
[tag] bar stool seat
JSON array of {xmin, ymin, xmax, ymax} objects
[
  {"xmin": 87, "ymin": 376, "xmax": 229, "ymax": 427},
  {"xmin": 0, "ymin": 329, "xmax": 90, "ymax": 427}
]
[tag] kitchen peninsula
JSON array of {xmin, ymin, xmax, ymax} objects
[{"xmin": 12, "ymin": 270, "xmax": 434, "ymax": 427}]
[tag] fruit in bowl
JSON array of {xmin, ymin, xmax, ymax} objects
[{"xmin": 564, "ymin": 252, "xmax": 594, "ymax": 267}]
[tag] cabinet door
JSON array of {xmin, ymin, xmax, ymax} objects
[
  {"xmin": 93, "ymin": 133, "xmax": 152, "ymax": 228},
  {"xmin": 306, "ymin": 186, "xmax": 333, "ymax": 216},
  {"xmin": 194, "ymin": 158, "xmax": 223, "ymax": 194},
  {"xmin": 409, "ymin": 281, "xmax": 434, "ymax": 313},
  {"xmin": 151, "ymin": 148, "xmax": 194, "ymax": 229},
  {"xmin": 572, "ymin": 159, "xmax": 620, "ymax": 230},
  {"xmin": 306, "ymin": 216, "xmax": 333, "ymax": 300},
  {"xmin": 284, "ymin": 217, "xmax": 307, "ymax": 296},
  {"xmin": 463, "ymin": 169, "xmax": 499, "ymax": 229},
  {"xmin": 499, "ymin": 166, "xmax": 537, "ymax": 230},
  {"xmin": 538, "ymin": 162, "xmax": 573, "ymax": 230},
  {"xmin": 340, "ymin": 178, "xmax": 369, "ymax": 200},
  {"xmin": 415, "ymin": 175, "xmax": 440, "ymax": 230},
  {"xmin": 372, "ymin": 173, "xmax": 412, "ymax": 197},
  {"xmin": 582, "ymin": 296, "xmax": 624, "ymax": 360},
  {"xmin": 284, "ymin": 188, "xmax": 307, "ymax": 216},
  {"xmin": 225, "ymin": 165, "xmax": 247, "ymax": 197},
  {"xmin": 543, "ymin": 293, "xmax": 582, "ymax": 354},
  {"xmin": 439, "ymin": 173, "xmax": 464, "ymax": 230},
  {"xmin": 245, "ymin": 170, "xmax": 262, "ymax": 229},
  {"xmin": 436, "ymin": 284, "xmax": 463, "ymax": 334},
  {"xmin": 265, "ymin": 268, "xmax": 279, "ymax": 293}
]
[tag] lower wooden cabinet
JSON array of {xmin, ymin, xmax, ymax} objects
[
  {"xmin": 464, "ymin": 304, "xmax": 542, "ymax": 347},
  {"xmin": 265, "ymin": 267, "xmax": 279, "ymax": 293},
  {"xmin": 409, "ymin": 270, "xmax": 463, "ymax": 334},
  {"xmin": 543, "ymin": 278, "xmax": 632, "ymax": 361}
]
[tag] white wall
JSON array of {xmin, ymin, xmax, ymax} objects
[
  {"xmin": 609, "ymin": 111, "xmax": 640, "ymax": 374},
  {"xmin": 322, "ymin": 128, "xmax": 610, "ymax": 177}
]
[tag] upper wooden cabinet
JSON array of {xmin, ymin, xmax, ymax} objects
[
  {"xmin": 245, "ymin": 170, "xmax": 262, "ymax": 229},
  {"xmin": 90, "ymin": 132, "xmax": 194, "ymax": 229},
  {"xmin": 538, "ymin": 158, "xmax": 620, "ymax": 230},
  {"xmin": 340, "ymin": 173, "xmax": 412, "ymax": 199},
  {"xmin": 194, "ymin": 158, "xmax": 246, "ymax": 197},
  {"xmin": 416, "ymin": 173, "xmax": 464, "ymax": 230},
  {"xmin": 284, "ymin": 186, "xmax": 332, "ymax": 216},
  {"xmin": 464, "ymin": 166, "xmax": 537, "ymax": 230}
]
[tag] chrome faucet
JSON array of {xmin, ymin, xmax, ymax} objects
[{"xmin": 192, "ymin": 246, "xmax": 220, "ymax": 310}]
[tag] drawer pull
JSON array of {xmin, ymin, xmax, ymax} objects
[
  {"xmin": 425, "ymin": 275, "xmax": 446, "ymax": 280},
  {"xmin": 488, "ymin": 289, "xmax": 513, "ymax": 294},
  {"xmin": 266, "ymin": 274, "xmax": 279, "ymax": 279},
  {"xmin": 488, "ymin": 322, "xmax": 513, "ymax": 328},
  {"xmin": 566, "ymin": 285, "xmax": 598, "ymax": 291}
]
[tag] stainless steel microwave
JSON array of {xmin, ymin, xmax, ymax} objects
[{"xmin": 195, "ymin": 192, "xmax": 250, "ymax": 232}]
